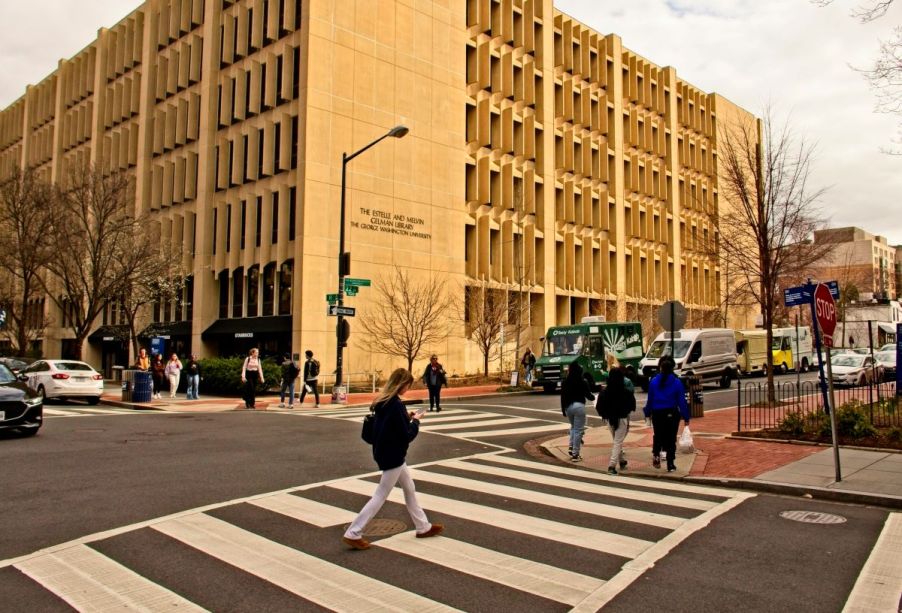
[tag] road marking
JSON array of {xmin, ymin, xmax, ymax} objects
[
  {"xmin": 486, "ymin": 454, "xmax": 740, "ymax": 498},
  {"xmin": 414, "ymin": 467, "xmax": 687, "ymax": 528},
  {"xmin": 153, "ymin": 513, "xmax": 458, "ymax": 612},
  {"xmin": 15, "ymin": 544, "xmax": 206, "ymax": 612},
  {"xmin": 328, "ymin": 478, "xmax": 653, "ymax": 559},
  {"xmin": 374, "ymin": 533, "xmax": 605, "ymax": 606},
  {"xmin": 417, "ymin": 413, "xmax": 510, "ymax": 424},
  {"xmin": 442, "ymin": 459, "xmax": 719, "ymax": 511},
  {"xmin": 452, "ymin": 423, "xmax": 570, "ymax": 437},
  {"xmin": 843, "ymin": 512, "xmax": 902, "ymax": 613},
  {"xmin": 421, "ymin": 417, "xmax": 532, "ymax": 431},
  {"xmin": 248, "ymin": 493, "xmax": 357, "ymax": 527},
  {"xmin": 571, "ymin": 491, "xmax": 756, "ymax": 612}
]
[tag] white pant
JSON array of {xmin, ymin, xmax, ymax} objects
[
  {"xmin": 167, "ymin": 373, "xmax": 180, "ymax": 397},
  {"xmin": 609, "ymin": 418, "xmax": 630, "ymax": 466},
  {"xmin": 344, "ymin": 463, "xmax": 431, "ymax": 539}
]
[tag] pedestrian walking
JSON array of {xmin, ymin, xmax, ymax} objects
[
  {"xmin": 279, "ymin": 353, "xmax": 300, "ymax": 408},
  {"xmin": 521, "ymin": 348, "xmax": 536, "ymax": 384},
  {"xmin": 298, "ymin": 350, "xmax": 320, "ymax": 407},
  {"xmin": 342, "ymin": 368, "xmax": 443, "ymax": 550},
  {"xmin": 643, "ymin": 356, "xmax": 690, "ymax": 472},
  {"xmin": 560, "ymin": 362, "xmax": 594, "ymax": 462},
  {"xmin": 421, "ymin": 354, "xmax": 447, "ymax": 411},
  {"xmin": 151, "ymin": 354, "xmax": 165, "ymax": 400},
  {"xmin": 164, "ymin": 353, "xmax": 182, "ymax": 399},
  {"xmin": 241, "ymin": 348, "xmax": 265, "ymax": 409},
  {"xmin": 185, "ymin": 354, "xmax": 202, "ymax": 400},
  {"xmin": 134, "ymin": 347, "xmax": 150, "ymax": 371},
  {"xmin": 596, "ymin": 365, "xmax": 636, "ymax": 475}
]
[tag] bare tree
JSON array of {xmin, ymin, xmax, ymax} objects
[
  {"xmin": 0, "ymin": 167, "xmax": 55, "ymax": 355},
  {"xmin": 718, "ymin": 110, "xmax": 832, "ymax": 397},
  {"xmin": 461, "ymin": 281, "xmax": 507, "ymax": 376},
  {"xmin": 42, "ymin": 163, "xmax": 156, "ymax": 360},
  {"xmin": 357, "ymin": 266, "xmax": 453, "ymax": 372}
]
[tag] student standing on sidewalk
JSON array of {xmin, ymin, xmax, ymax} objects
[
  {"xmin": 421, "ymin": 355, "xmax": 447, "ymax": 411},
  {"xmin": 164, "ymin": 353, "xmax": 182, "ymax": 399},
  {"xmin": 560, "ymin": 362, "xmax": 594, "ymax": 462},
  {"xmin": 521, "ymin": 348, "xmax": 536, "ymax": 384},
  {"xmin": 643, "ymin": 356, "xmax": 690, "ymax": 472},
  {"xmin": 279, "ymin": 353, "xmax": 300, "ymax": 408},
  {"xmin": 134, "ymin": 348, "xmax": 150, "ymax": 371},
  {"xmin": 185, "ymin": 354, "xmax": 202, "ymax": 400},
  {"xmin": 151, "ymin": 354, "xmax": 166, "ymax": 400},
  {"xmin": 597, "ymin": 365, "xmax": 635, "ymax": 475},
  {"xmin": 342, "ymin": 368, "xmax": 443, "ymax": 550},
  {"xmin": 298, "ymin": 350, "xmax": 320, "ymax": 407},
  {"xmin": 241, "ymin": 348, "xmax": 265, "ymax": 409}
]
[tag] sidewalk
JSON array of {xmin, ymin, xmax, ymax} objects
[
  {"xmin": 541, "ymin": 407, "xmax": 902, "ymax": 509},
  {"xmin": 99, "ymin": 382, "xmax": 515, "ymax": 413}
]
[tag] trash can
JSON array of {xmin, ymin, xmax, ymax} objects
[
  {"xmin": 685, "ymin": 375, "xmax": 704, "ymax": 418},
  {"xmin": 133, "ymin": 370, "xmax": 153, "ymax": 403},
  {"xmin": 121, "ymin": 369, "xmax": 135, "ymax": 402},
  {"xmin": 331, "ymin": 385, "xmax": 347, "ymax": 405}
]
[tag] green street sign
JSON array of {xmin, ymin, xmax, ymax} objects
[
  {"xmin": 345, "ymin": 287, "xmax": 358, "ymax": 297},
  {"xmin": 344, "ymin": 278, "xmax": 371, "ymax": 288},
  {"xmin": 326, "ymin": 293, "xmax": 339, "ymax": 304}
]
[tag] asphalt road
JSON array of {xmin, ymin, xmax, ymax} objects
[{"xmin": 0, "ymin": 393, "xmax": 896, "ymax": 612}]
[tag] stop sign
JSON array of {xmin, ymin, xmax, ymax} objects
[{"xmin": 814, "ymin": 283, "xmax": 837, "ymax": 348}]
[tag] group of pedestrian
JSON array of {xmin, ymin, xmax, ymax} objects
[
  {"xmin": 134, "ymin": 348, "xmax": 200, "ymax": 400},
  {"xmin": 560, "ymin": 354, "xmax": 689, "ymax": 473}
]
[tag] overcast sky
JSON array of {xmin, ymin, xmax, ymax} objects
[{"xmin": 1, "ymin": 1, "xmax": 900, "ymax": 244}]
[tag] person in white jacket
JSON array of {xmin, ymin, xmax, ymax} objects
[{"xmin": 164, "ymin": 353, "xmax": 183, "ymax": 399}]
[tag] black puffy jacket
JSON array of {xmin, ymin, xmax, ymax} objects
[{"xmin": 372, "ymin": 396, "xmax": 420, "ymax": 471}]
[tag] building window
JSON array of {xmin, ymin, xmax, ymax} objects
[
  {"xmin": 246, "ymin": 265, "xmax": 259, "ymax": 317},
  {"xmin": 212, "ymin": 208, "xmax": 218, "ymax": 255},
  {"xmin": 262, "ymin": 262, "xmax": 275, "ymax": 316},
  {"xmin": 225, "ymin": 203, "xmax": 232, "ymax": 252},
  {"xmin": 185, "ymin": 275, "xmax": 194, "ymax": 322},
  {"xmin": 288, "ymin": 186, "xmax": 296, "ymax": 240},
  {"xmin": 232, "ymin": 267, "xmax": 244, "ymax": 318},
  {"xmin": 271, "ymin": 191, "xmax": 279, "ymax": 244},
  {"xmin": 278, "ymin": 260, "xmax": 293, "ymax": 315},
  {"xmin": 240, "ymin": 200, "xmax": 247, "ymax": 250},
  {"xmin": 218, "ymin": 270, "xmax": 229, "ymax": 318}
]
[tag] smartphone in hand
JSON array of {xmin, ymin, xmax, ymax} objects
[{"xmin": 413, "ymin": 407, "xmax": 427, "ymax": 419}]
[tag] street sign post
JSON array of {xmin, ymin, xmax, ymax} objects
[
  {"xmin": 658, "ymin": 300, "xmax": 686, "ymax": 356},
  {"xmin": 814, "ymin": 283, "xmax": 837, "ymax": 348},
  {"xmin": 344, "ymin": 278, "xmax": 371, "ymax": 289},
  {"xmin": 810, "ymin": 282, "xmax": 841, "ymax": 482},
  {"xmin": 327, "ymin": 305, "xmax": 356, "ymax": 317},
  {"xmin": 345, "ymin": 286, "xmax": 358, "ymax": 297},
  {"xmin": 326, "ymin": 293, "xmax": 339, "ymax": 304},
  {"xmin": 784, "ymin": 281, "xmax": 839, "ymax": 307}
]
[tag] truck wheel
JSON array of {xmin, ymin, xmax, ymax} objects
[
  {"xmin": 543, "ymin": 383, "xmax": 556, "ymax": 394},
  {"xmin": 719, "ymin": 370, "xmax": 732, "ymax": 389}
]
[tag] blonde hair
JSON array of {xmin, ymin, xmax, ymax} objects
[
  {"xmin": 606, "ymin": 354, "xmax": 621, "ymax": 370},
  {"xmin": 373, "ymin": 368, "xmax": 414, "ymax": 407}
]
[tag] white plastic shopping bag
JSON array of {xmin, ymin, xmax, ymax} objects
[{"xmin": 678, "ymin": 426, "xmax": 695, "ymax": 454}]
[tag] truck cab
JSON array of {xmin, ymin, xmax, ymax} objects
[
  {"xmin": 771, "ymin": 326, "xmax": 813, "ymax": 374},
  {"xmin": 533, "ymin": 318, "xmax": 643, "ymax": 393}
]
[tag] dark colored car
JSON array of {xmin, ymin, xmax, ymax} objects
[
  {"xmin": 0, "ymin": 363, "xmax": 43, "ymax": 437},
  {"xmin": 0, "ymin": 357, "xmax": 32, "ymax": 375}
]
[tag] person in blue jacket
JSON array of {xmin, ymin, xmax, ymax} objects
[
  {"xmin": 343, "ymin": 368, "xmax": 444, "ymax": 550},
  {"xmin": 643, "ymin": 356, "xmax": 690, "ymax": 472}
]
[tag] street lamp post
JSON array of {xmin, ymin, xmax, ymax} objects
[{"xmin": 334, "ymin": 125, "xmax": 408, "ymax": 399}]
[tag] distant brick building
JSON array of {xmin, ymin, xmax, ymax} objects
[{"xmin": 807, "ymin": 227, "xmax": 897, "ymax": 301}]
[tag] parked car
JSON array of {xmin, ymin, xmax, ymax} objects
[
  {"xmin": 0, "ymin": 363, "xmax": 43, "ymax": 436},
  {"xmin": 879, "ymin": 343, "xmax": 896, "ymax": 352},
  {"xmin": 0, "ymin": 357, "xmax": 33, "ymax": 375},
  {"xmin": 874, "ymin": 350, "xmax": 897, "ymax": 382},
  {"xmin": 20, "ymin": 360, "xmax": 105, "ymax": 404},
  {"xmin": 829, "ymin": 353, "xmax": 883, "ymax": 387}
]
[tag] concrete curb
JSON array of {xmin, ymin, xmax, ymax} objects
[{"xmin": 729, "ymin": 434, "xmax": 902, "ymax": 455}]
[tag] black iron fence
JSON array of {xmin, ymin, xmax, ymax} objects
[{"xmin": 737, "ymin": 379, "xmax": 900, "ymax": 432}]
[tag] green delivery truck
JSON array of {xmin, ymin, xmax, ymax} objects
[{"xmin": 533, "ymin": 317, "xmax": 644, "ymax": 393}]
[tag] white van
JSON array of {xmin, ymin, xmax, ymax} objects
[
  {"xmin": 640, "ymin": 328, "xmax": 739, "ymax": 389},
  {"xmin": 735, "ymin": 330, "xmax": 769, "ymax": 376}
]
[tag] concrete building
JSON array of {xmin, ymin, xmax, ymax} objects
[
  {"xmin": 0, "ymin": 0, "xmax": 756, "ymax": 379},
  {"xmin": 807, "ymin": 227, "xmax": 897, "ymax": 302}
]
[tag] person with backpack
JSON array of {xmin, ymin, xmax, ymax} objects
[
  {"xmin": 643, "ymin": 355, "xmax": 690, "ymax": 472},
  {"xmin": 342, "ymin": 368, "xmax": 442, "ymax": 550},
  {"xmin": 298, "ymin": 349, "xmax": 320, "ymax": 407},
  {"xmin": 279, "ymin": 353, "xmax": 300, "ymax": 408},
  {"xmin": 596, "ymin": 364, "xmax": 636, "ymax": 475},
  {"xmin": 560, "ymin": 362, "xmax": 594, "ymax": 462}
]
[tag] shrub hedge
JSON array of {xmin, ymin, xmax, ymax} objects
[{"xmin": 196, "ymin": 357, "xmax": 281, "ymax": 396}]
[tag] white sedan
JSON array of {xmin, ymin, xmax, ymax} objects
[
  {"xmin": 829, "ymin": 354, "xmax": 883, "ymax": 387},
  {"xmin": 21, "ymin": 360, "xmax": 105, "ymax": 404}
]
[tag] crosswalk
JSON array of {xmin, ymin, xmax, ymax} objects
[
  {"xmin": 298, "ymin": 405, "xmax": 574, "ymax": 441},
  {"xmin": 3, "ymin": 452, "xmax": 754, "ymax": 611},
  {"xmin": 42, "ymin": 406, "xmax": 140, "ymax": 418}
]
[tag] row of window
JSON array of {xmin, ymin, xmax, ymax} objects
[
  {"xmin": 213, "ymin": 115, "xmax": 298, "ymax": 189},
  {"xmin": 217, "ymin": 46, "xmax": 300, "ymax": 128},
  {"xmin": 219, "ymin": 0, "xmax": 299, "ymax": 68},
  {"xmin": 218, "ymin": 260, "xmax": 292, "ymax": 318},
  {"xmin": 211, "ymin": 186, "xmax": 297, "ymax": 254}
]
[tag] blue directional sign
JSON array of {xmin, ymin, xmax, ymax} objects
[{"xmin": 784, "ymin": 281, "xmax": 839, "ymax": 307}]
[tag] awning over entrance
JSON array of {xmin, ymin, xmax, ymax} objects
[
  {"xmin": 878, "ymin": 322, "xmax": 897, "ymax": 335},
  {"xmin": 201, "ymin": 315, "xmax": 292, "ymax": 340},
  {"xmin": 139, "ymin": 321, "xmax": 193, "ymax": 339},
  {"xmin": 87, "ymin": 325, "xmax": 130, "ymax": 344}
]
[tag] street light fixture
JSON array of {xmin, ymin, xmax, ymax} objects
[{"xmin": 334, "ymin": 125, "xmax": 409, "ymax": 399}]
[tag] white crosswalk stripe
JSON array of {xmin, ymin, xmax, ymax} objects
[
  {"xmin": 43, "ymin": 407, "xmax": 138, "ymax": 417},
  {"xmin": 9, "ymin": 453, "xmax": 754, "ymax": 611}
]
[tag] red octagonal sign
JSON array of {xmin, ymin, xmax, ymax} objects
[{"xmin": 814, "ymin": 283, "xmax": 837, "ymax": 348}]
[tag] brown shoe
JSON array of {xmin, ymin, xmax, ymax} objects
[
  {"xmin": 342, "ymin": 536, "xmax": 370, "ymax": 550},
  {"xmin": 416, "ymin": 523, "xmax": 444, "ymax": 538}
]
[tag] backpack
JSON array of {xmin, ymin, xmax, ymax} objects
[
  {"xmin": 287, "ymin": 361, "xmax": 300, "ymax": 379},
  {"xmin": 309, "ymin": 359, "xmax": 320, "ymax": 378}
]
